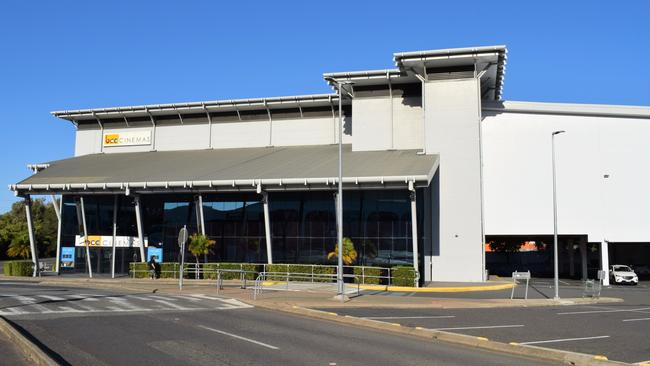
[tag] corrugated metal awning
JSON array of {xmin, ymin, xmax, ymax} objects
[{"xmin": 10, "ymin": 145, "xmax": 438, "ymax": 195}]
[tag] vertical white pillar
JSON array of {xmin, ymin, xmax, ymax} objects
[
  {"xmin": 24, "ymin": 196, "xmax": 39, "ymax": 277},
  {"xmin": 79, "ymin": 196, "xmax": 93, "ymax": 278},
  {"xmin": 601, "ymin": 240, "xmax": 610, "ymax": 286},
  {"xmin": 134, "ymin": 196, "xmax": 146, "ymax": 263},
  {"xmin": 55, "ymin": 196, "xmax": 63, "ymax": 275},
  {"xmin": 198, "ymin": 194, "xmax": 205, "ymax": 235},
  {"xmin": 409, "ymin": 182, "xmax": 419, "ymax": 287},
  {"xmin": 111, "ymin": 195, "xmax": 118, "ymax": 279},
  {"xmin": 262, "ymin": 192, "xmax": 273, "ymax": 264}
]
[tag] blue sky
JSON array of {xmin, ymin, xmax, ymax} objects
[{"xmin": 0, "ymin": 1, "xmax": 648, "ymax": 211}]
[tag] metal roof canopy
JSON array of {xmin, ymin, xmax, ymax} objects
[
  {"xmin": 51, "ymin": 94, "xmax": 348, "ymax": 123},
  {"xmin": 10, "ymin": 145, "xmax": 438, "ymax": 196},
  {"xmin": 324, "ymin": 45, "xmax": 507, "ymax": 100}
]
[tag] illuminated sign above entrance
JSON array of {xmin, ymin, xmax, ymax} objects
[
  {"xmin": 103, "ymin": 130, "xmax": 151, "ymax": 147},
  {"xmin": 75, "ymin": 235, "xmax": 148, "ymax": 248}
]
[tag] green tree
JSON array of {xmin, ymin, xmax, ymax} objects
[
  {"xmin": 188, "ymin": 233, "xmax": 215, "ymax": 266},
  {"xmin": 327, "ymin": 237, "xmax": 358, "ymax": 265},
  {"xmin": 0, "ymin": 199, "xmax": 58, "ymax": 259}
]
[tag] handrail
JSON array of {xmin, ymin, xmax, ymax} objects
[{"xmin": 252, "ymin": 271, "xmax": 361, "ymax": 300}]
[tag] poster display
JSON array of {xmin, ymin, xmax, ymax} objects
[{"xmin": 75, "ymin": 235, "xmax": 148, "ymax": 248}]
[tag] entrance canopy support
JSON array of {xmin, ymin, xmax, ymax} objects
[
  {"xmin": 601, "ymin": 240, "xmax": 610, "ymax": 286},
  {"xmin": 409, "ymin": 181, "xmax": 419, "ymax": 287},
  {"xmin": 197, "ymin": 194, "xmax": 205, "ymax": 235},
  {"xmin": 257, "ymin": 184, "xmax": 273, "ymax": 264},
  {"xmin": 78, "ymin": 196, "xmax": 93, "ymax": 278},
  {"xmin": 24, "ymin": 196, "xmax": 39, "ymax": 277},
  {"xmin": 134, "ymin": 196, "xmax": 146, "ymax": 263},
  {"xmin": 111, "ymin": 195, "xmax": 118, "ymax": 278},
  {"xmin": 54, "ymin": 196, "xmax": 63, "ymax": 275}
]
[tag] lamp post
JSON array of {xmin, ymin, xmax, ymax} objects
[
  {"xmin": 336, "ymin": 82, "xmax": 345, "ymax": 300},
  {"xmin": 551, "ymin": 130, "xmax": 565, "ymax": 300}
]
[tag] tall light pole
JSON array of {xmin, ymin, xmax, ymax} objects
[
  {"xmin": 551, "ymin": 130, "xmax": 565, "ymax": 300},
  {"xmin": 336, "ymin": 82, "xmax": 345, "ymax": 300}
]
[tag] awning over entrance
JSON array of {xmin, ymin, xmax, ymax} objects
[{"xmin": 10, "ymin": 145, "xmax": 439, "ymax": 195}]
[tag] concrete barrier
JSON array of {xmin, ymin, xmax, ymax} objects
[{"xmin": 0, "ymin": 316, "xmax": 59, "ymax": 366}]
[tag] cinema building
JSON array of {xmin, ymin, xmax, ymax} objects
[{"xmin": 11, "ymin": 45, "xmax": 650, "ymax": 284}]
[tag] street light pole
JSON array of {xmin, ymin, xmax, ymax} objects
[
  {"xmin": 551, "ymin": 130, "xmax": 565, "ymax": 300},
  {"xmin": 336, "ymin": 82, "xmax": 344, "ymax": 300}
]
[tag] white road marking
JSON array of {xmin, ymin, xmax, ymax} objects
[
  {"xmin": 558, "ymin": 307, "xmax": 650, "ymax": 315},
  {"xmin": 519, "ymin": 335, "xmax": 610, "ymax": 345},
  {"xmin": 57, "ymin": 306, "xmax": 83, "ymax": 313},
  {"xmin": 188, "ymin": 294, "xmax": 224, "ymax": 301},
  {"xmin": 152, "ymin": 299, "xmax": 197, "ymax": 311},
  {"xmin": 106, "ymin": 297, "xmax": 149, "ymax": 312},
  {"xmin": 149, "ymin": 295, "xmax": 176, "ymax": 301},
  {"xmin": 198, "ymin": 325, "xmax": 279, "ymax": 350},
  {"xmin": 622, "ymin": 317, "xmax": 650, "ymax": 322},
  {"xmin": 364, "ymin": 315, "xmax": 456, "ymax": 320},
  {"xmin": 431, "ymin": 324, "xmax": 525, "ymax": 331},
  {"xmin": 38, "ymin": 295, "xmax": 66, "ymax": 301},
  {"xmin": 15, "ymin": 296, "xmax": 36, "ymax": 304}
]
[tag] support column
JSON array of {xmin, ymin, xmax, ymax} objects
[
  {"xmin": 601, "ymin": 240, "xmax": 610, "ymax": 286},
  {"xmin": 198, "ymin": 194, "xmax": 205, "ymax": 235},
  {"xmin": 111, "ymin": 195, "xmax": 118, "ymax": 279},
  {"xmin": 261, "ymin": 191, "xmax": 273, "ymax": 264},
  {"xmin": 24, "ymin": 196, "xmax": 39, "ymax": 277},
  {"xmin": 134, "ymin": 196, "xmax": 146, "ymax": 263},
  {"xmin": 568, "ymin": 238, "xmax": 575, "ymax": 278},
  {"xmin": 79, "ymin": 197, "xmax": 93, "ymax": 278},
  {"xmin": 55, "ymin": 196, "xmax": 63, "ymax": 275},
  {"xmin": 409, "ymin": 182, "xmax": 419, "ymax": 287},
  {"xmin": 579, "ymin": 238, "xmax": 588, "ymax": 280}
]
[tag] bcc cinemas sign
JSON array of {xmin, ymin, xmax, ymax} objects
[{"xmin": 103, "ymin": 130, "xmax": 152, "ymax": 147}]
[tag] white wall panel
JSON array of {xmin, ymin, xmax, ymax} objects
[
  {"xmin": 482, "ymin": 112, "xmax": 650, "ymax": 243},
  {"xmin": 272, "ymin": 117, "xmax": 335, "ymax": 146}
]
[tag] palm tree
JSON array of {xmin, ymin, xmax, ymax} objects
[
  {"xmin": 327, "ymin": 237, "xmax": 358, "ymax": 265},
  {"xmin": 187, "ymin": 234, "xmax": 215, "ymax": 279}
]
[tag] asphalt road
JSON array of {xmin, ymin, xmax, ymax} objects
[
  {"xmin": 0, "ymin": 282, "xmax": 555, "ymax": 366},
  {"xmin": 321, "ymin": 281, "xmax": 650, "ymax": 364}
]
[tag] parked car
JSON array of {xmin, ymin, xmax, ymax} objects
[{"xmin": 610, "ymin": 265, "xmax": 639, "ymax": 285}]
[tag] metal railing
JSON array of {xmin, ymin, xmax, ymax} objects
[
  {"xmin": 253, "ymin": 271, "xmax": 361, "ymax": 300},
  {"xmin": 128, "ymin": 262, "xmax": 418, "ymax": 287}
]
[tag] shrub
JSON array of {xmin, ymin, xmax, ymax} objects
[
  {"xmin": 353, "ymin": 266, "xmax": 383, "ymax": 284},
  {"xmin": 266, "ymin": 264, "xmax": 335, "ymax": 282},
  {"xmin": 203, "ymin": 263, "xmax": 260, "ymax": 280},
  {"xmin": 391, "ymin": 266, "xmax": 417, "ymax": 287},
  {"xmin": 3, "ymin": 260, "xmax": 33, "ymax": 276},
  {"xmin": 129, "ymin": 262, "xmax": 149, "ymax": 278},
  {"xmin": 327, "ymin": 237, "xmax": 357, "ymax": 265}
]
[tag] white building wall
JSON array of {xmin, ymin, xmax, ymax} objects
[
  {"xmin": 75, "ymin": 115, "xmax": 353, "ymax": 156},
  {"xmin": 482, "ymin": 111, "xmax": 650, "ymax": 243},
  {"xmin": 272, "ymin": 117, "xmax": 336, "ymax": 146},
  {"xmin": 393, "ymin": 96, "xmax": 423, "ymax": 150},
  {"xmin": 352, "ymin": 97, "xmax": 392, "ymax": 151},
  {"xmin": 425, "ymin": 78, "xmax": 484, "ymax": 282}
]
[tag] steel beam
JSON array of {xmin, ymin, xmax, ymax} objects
[
  {"xmin": 24, "ymin": 196, "xmax": 39, "ymax": 277},
  {"xmin": 261, "ymin": 191, "xmax": 273, "ymax": 264},
  {"xmin": 409, "ymin": 181, "xmax": 419, "ymax": 287},
  {"xmin": 111, "ymin": 195, "xmax": 118, "ymax": 278},
  {"xmin": 54, "ymin": 196, "xmax": 63, "ymax": 275},
  {"xmin": 134, "ymin": 196, "xmax": 146, "ymax": 262},
  {"xmin": 79, "ymin": 196, "xmax": 93, "ymax": 278}
]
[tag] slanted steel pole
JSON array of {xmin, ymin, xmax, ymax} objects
[
  {"xmin": 111, "ymin": 195, "xmax": 118, "ymax": 278},
  {"xmin": 336, "ymin": 83, "xmax": 344, "ymax": 300},
  {"xmin": 134, "ymin": 196, "xmax": 146, "ymax": 262},
  {"xmin": 198, "ymin": 194, "xmax": 205, "ymax": 235},
  {"xmin": 79, "ymin": 196, "xmax": 93, "ymax": 278},
  {"xmin": 261, "ymin": 191, "xmax": 273, "ymax": 264},
  {"xmin": 551, "ymin": 130, "xmax": 565, "ymax": 300},
  {"xmin": 24, "ymin": 196, "xmax": 39, "ymax": 277},
  {"xmin": 409, "ymin": 181, "xmax": 419, "ymax": 287},
  {"xmin": 54, "ymin": 196, "xmax": 63, "ymax": 275},
  {"xmin": 51, "ymin": 195, "xmax": 61, "ymax": 221}
]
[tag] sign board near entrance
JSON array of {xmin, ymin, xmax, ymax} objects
[
  {"xmin": 103, "ymin": 130, "xmax": 151, "ymax": 147},
  {"xmin": 60, "ymin": 247, "xmax": 75, "ymax": 268},
  {"xmin": 75, "ymin": 235, "xmax": 148, "ymax": 248}
]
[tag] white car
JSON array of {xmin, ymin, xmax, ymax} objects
[{"xmin": 610, "ymin": 265, "xmax": 639, "ymax": 285}]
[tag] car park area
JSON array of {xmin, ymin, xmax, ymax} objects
[{"xmin": 320, "ymin": 279, "xmax": 650, "ymax": 364}]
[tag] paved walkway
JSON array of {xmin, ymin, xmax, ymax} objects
[{"xmin": 0, "ymin": 276, "xmax": 622, "ymax": 310}]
